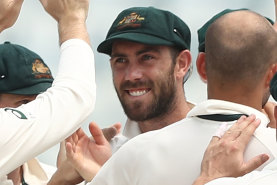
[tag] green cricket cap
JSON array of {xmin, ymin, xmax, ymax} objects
[
  {"xmin": 0, "ymin": 42, "xmax": 53, "ymax": 95},
  {"xmin": 197, "ymin": 8, "xmax": 274, "ymax": 52},
  {"xmin": 270, "ymin": 73, "xmax": 277, "ymax": 101},
  {"xmin": 97, "ymin": 6, "xmax": 191, "ymax": 55}
]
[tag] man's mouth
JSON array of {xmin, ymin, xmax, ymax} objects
[{"xmin": 127, "ymin": 89, "xmax": 150, "ymax": 97}]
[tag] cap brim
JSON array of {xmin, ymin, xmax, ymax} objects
[
  {"xmin": 97, "ymin": 32, "xmax": 175, "ymax": 55},
  {"xmin": 6, "ymin": 82, "xmax": 52, "ymax": 95}
]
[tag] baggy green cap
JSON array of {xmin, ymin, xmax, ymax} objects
[
  {"xmin": 197, "ymin": 8, "xmax": 274, "ymax": 52},
  {"xmin": 97, "ymin": 6, "xmax": 191, "ymax": 55},
  {"xmin": 0, "ymin": 42, "xmax": 53, "ymax": 95}
]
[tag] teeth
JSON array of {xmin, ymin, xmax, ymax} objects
[{"xmin": 129, "ymin": 90, "xmax": 148, "ymax": 96}]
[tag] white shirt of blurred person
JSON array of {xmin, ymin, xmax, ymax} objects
[
  {"xmin": 88, "ymin": 10, "xmax": 277, "ymax": 185},
  {"xmin": 0, "ymin": 42, "xmax": 56, "ymax": 184},
  {"xmin": 97, "ymin": 6, "xmax": 193, "ymax": 153},
  {"xmin": 0, "ymin": 0, "xmax": 96, "ymax": 179}
]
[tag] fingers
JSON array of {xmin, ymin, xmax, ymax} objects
[
  {"xmin": 232, "ymin": 115, "xmax": 253, "ymax": 130},
  {"xmin": 65, "ymin": 128, "xmax": 84, "ymax": 153},
  {"xmin": 221, "ymin": 116, "xmax": 246, "ymax": 141},
  {"xmin": 65, "ymin": 141, "xmax": 74, "ymax": 160},
  {"xmin": 237, "ymin": 118, "xmax": 260, "ymax": 148},
  {"xmin": 242, "ymin": 154, "xmax": 269, "ymax": 174},
  {"xmin": 89, "ymin": 122, "xmax": 107, "ymax": 145},
  {"xmin": 218, "ymin": 115, "xmax": 260, "ymax": 154},
  {"xmin": 222, "ymin": 115, "xmax": 257, "ymax": 141},
  {"xmin": 213, "ymin": 123, "xmax": 228, "ymax": 139}
]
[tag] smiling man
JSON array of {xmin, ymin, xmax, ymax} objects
[
  {"xmin": 99, "ymin": 6, "xmax": 193, "ymax": 149},
  {"xmin": 109, "ymin": 41, "xmax": 188, "ymax": 132}
]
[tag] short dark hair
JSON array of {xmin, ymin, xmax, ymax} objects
[{"xmin": 205, "ymin": 10, "xmax": 277, "ymax": 89}]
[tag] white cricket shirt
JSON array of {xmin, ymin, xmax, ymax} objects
[{"xmin": 89, "ymin": 100, "xmax": 277, "ymax": 185}]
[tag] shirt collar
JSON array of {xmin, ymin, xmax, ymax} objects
[{"xmin": 187, "ymin": 99, "xmax": 269, "ymax": 127}]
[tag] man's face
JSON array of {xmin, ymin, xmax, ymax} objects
[
  {"xmin": 0, "ymin": 93, "xmax": 37, "ymax": 108},
  {"xmin": 110, "ymin": 41, "xmax": 178, "ymax": 121}
]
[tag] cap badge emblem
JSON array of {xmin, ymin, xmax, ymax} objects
[
  {"xmin": 32, "ymin": 59, "xmax": 52, "ymax": 79},
  {"xmin": 117, "ymin": 12, "xmax": 145, "ymax": 29}
]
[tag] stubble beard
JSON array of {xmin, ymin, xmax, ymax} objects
[{"xmin": 115, "ymin": 69, "xmax": 177, "ymax": 122}]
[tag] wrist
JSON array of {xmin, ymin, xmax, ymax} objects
[
  {"xmin": 58, "ymin": 19, "xmax": 89, "ymax": 45},
  {"xmin": 48, "ymin": 169, "xmax": 76, "ymax": 185}
]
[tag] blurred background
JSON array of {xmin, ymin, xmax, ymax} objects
[{"xmin": 0, "ymin": 0, "xmax": 275, "ymax": 166}]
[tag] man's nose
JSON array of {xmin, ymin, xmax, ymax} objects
[{"xmin": 125, "ymin": 63, "xmax": 143, "ymax": 81}]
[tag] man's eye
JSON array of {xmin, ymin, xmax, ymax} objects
[
  {"xmin": 20, "ymin": 100, "xmax": 31, "ymax": 105},
  {"xmin": 142, "ymin": 55, "xmax": 154, "ymax": 61},
  {"xmin": 115, "ymin": 58, "xmax": 127, "ymax": 63}
]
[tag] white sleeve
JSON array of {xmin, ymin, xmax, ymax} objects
[{"xmin": 0, "ymin": 39, "xmax": 96, "ymax": 176}]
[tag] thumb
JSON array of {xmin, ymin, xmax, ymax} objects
[
  {"xmin": 242, "ymin": 154, "xmax": 269, "ymax": 175},
  {"xmin": 65, "ymin": 141, "xmax": 74, "ymax": 160}
]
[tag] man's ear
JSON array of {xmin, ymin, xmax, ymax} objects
[
  {"xmin": 265, "ymin": 63, "xmax": 277, "ymax": 88},
  {"xmin": 175, "ymin": 50, "xmax": 192, "ymax": 81},
  {"xmin": 196, "ymin": 52, "xmax": 207, "ymax": 83}
]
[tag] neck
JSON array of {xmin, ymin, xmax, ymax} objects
[
  {"xmin": 207, "ymin": 84, "xmax": 264, "ymax": 112},
  {"xmin": 138, "ymin": 98, "xmax": 192, "ymax": 133},
  {"xmin": 7, "ymin": 166, "xmax": 22, "ymax": 185}
]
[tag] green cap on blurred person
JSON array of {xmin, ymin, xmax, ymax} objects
[{"xmin": 0, "ymin": 42, "xmax": 53, "ymax": 95}]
